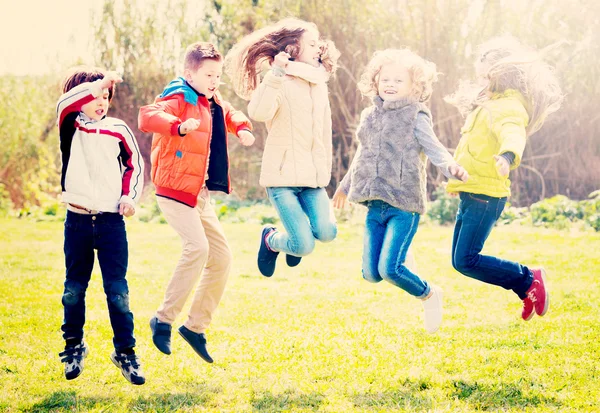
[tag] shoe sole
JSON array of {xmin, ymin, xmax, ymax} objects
[
  {"xmin": 110, "ymin": 353, "xmax": 145, "ymax": 385},
  {"xmin": 537, "ymin": 268, "xmax": 550, "ymax": 317},
  {"xmin": 178, "ymin": 329, "xmax": 214, "ymax": 363}
]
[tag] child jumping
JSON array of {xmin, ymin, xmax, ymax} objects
[
  {"xmin": 225, "ymin": 18, "xmax": 340, "ymax": 277},
  {"xmin": 57, "ymin": 67, "xmax": 145, "ymax": 384},
  {"xmin": 139, "ymin": 42, "xmax": 254, "ymax": 363},
  {"xmin": 333, "ymin": 49, "xmax": 468, "ymax": 333},
  {"xmin": 445, "ymin": 36, "xmax": 563, "ymax": 321}
]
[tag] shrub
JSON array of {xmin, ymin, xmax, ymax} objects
[{"xmin": 426, "ymin": 185, "xmax": 459, "ymax": 225}]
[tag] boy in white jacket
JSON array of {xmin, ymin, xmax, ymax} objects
[{"xmin": 56, "ymin": 66, "xmax": 145, "ymax": 385}]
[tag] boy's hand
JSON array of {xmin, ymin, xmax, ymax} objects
[
  {"xmin": 119, "ymin": 203, "xmax": 135, "ymax": 217},
  {"xmin": 100, "ymin": 71, "xmax": 123, "ymax": 89},
  {"xmin": 493, "ymin": 155, "xmax": 510, "ymax": 177},
  {"xmin": 449, "ymin": 163, "xmax": 469, "ymax": 182},
  {"xmin": 332, "ymin": 189, "xmax": 348, "ymax": 209},
  {"xmin": 273, "ymin": 52, "xmax": 291, "ymax": 69},
  {"xmin": 238, "ymin": 130, "xmax": 255, "ymax": 146},
  {"xmin": 179, "ymin": 118, "xmax": 201, "ymax": 135}
]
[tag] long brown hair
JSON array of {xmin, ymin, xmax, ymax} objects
[{"xmin": 224, "ymin": 18, "xmax": 339, "ymax": 100}]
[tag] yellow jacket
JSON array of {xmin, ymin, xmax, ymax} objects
[{"xmin": 446, "ymin": 89, "xmax": 529, "ymax": 198}]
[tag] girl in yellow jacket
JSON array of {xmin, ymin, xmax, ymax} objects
[
  {"xmin": 446, "ymin": 36, "xmax": 563, "ymax": 321},
  {"xmin": 225, "ymin": 18, "xmax": 340, "ymax": 277}
]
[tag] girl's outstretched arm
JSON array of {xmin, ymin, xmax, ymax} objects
[{"xmin": 414, "ymin": 112, "xmax": 456, "ymax": 178}]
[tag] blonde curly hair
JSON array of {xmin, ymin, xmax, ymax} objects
[
  {"xmin": 357, "ymin": 48, "xmax": 439, "ymax": 102},
  {"xmin": 445, "ymin": 36, "xmax": 563, "ymax": 136}
]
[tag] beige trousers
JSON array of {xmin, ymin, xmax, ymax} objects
[{"xmin": 155, "ymin": 189, "xmax": 232, "ymax": 333}]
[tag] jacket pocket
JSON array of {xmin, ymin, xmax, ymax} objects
[
  {"xmin": 468, "ymin": 149, "xmax": 501, "ymax": 179},
  {"xmin": 279, "ymin": 149, "xmax": 288, "ymax": 175}
]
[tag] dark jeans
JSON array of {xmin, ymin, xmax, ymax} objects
[
  {"xmin": 452, "ymin": 192, "xmax": 533, "ymax": 299},
  {"xmin": 61, "ymin": 211, "xmax": 135, "ymax": 351},
  {"xmin": 362, "ymin": 200, "xmax": 429, "ymax": 298}
]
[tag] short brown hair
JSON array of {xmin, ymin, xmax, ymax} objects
[
  {"xmin": 62, "ymin": 66, "xmax": 114, "ymax": 101},
  {"xmin": 184, "ymin": 42, "xmax": 222, "ymax": 71}
]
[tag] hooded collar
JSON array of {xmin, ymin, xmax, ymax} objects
[
  {"xmin": 160, "ymin": 77, "xmax": 203, "ymax": 105},
  {"xmin": 284, "ymin": 61, "xmax": 330, "ymax": 84}
]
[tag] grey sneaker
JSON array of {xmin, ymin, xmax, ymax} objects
[
  {"xmin": 59, "ymin": 341, "xmax": 89, "ymax": 380},
  {"xmin": 110, "ymin": 351, "xmax": 146, "ymax": 385}
]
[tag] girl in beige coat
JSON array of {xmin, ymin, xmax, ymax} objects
[{"xmin": 225, "ymin": 18, "xmax": 340, "ymax": 277}]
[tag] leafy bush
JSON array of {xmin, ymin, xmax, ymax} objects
[
  {"xmin": 529, "ymin": 192, "xmax": 600, "ymax": 231},
  {"xmin": 498, "ymin": 205, "xmax": 530, "ymax": 225},
  {"xmin": 531, "ymin": 195, "xmax": 583, "ymax": 228},
  {"xmin": 426, "ymin": 185, "xmax": 459, "ymax": 225}
]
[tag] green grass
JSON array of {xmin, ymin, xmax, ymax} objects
[{"xmin": 0, "ymin": 216, "xmax": 599, "ymax": 412}]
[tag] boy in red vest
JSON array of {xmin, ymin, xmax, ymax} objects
[{"xmin": 139, "ymin": 42, "xmax": 254, "ymax": 363}]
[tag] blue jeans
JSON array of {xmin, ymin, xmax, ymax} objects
[
  {"xmin": 62, "ymin": 211, "xmax": 136, "ymax": 351},
  {"xmin": 266, "ymin": 187, "xmax": 337, "ymax": 256},
  {"xmin": 452, "ymin": 192, "xmax": 533, "ymax": 299},
  {"xmin": 362, "ymin": 201, "xmax": 429, "ymax": 298}
]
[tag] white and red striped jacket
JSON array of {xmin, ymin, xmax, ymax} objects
[{"xmin": 57, "ymin": 80, "xmax": 144, "ymax": 212}]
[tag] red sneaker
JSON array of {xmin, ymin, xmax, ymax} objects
[
  {"xmin": 521, "ymin": 296, "xmax": 535, "ymax": 321},
  {"xmin": 526, "ymin": 268, "xmax": 549, "ymax": 317}
]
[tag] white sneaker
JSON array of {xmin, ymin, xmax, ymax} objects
[{"xmin": 422, "ymin": 285, "xmax": 443, "ymax": 333}]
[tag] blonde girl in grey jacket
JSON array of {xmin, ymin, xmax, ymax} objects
[
  {"xmin": 333, "ymin": 49, "xmax": 468, "ymax": 333},
  {"xmin": 225, "ymin": 18, "xmax": 340, "ymax": 277}
]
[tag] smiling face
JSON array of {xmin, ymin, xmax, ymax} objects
[
  {"xmin": 295, "ymin": 29, "xmax": 321, "ymax": 67},
  {"xmin": 185, "ymin": 59, "xmax": 223, "ymax": 99},
  {"xmin": 81, "ymin": 88, "xmax": 110, "ymax": 121},
  {"xmin": 377, "ymin": 63, "xmax": 414, "ymax": 101}
]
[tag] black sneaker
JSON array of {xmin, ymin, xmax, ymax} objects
[
  {"xmin": 258, "ymin": 226, "xmax": 279, "ymax": 277},
  {"xmin": 59, "ymin": 341, "xmax": 89, "ymax": 380},
  {"xmin": 149, "ymin": 316, "xmax": 172, "ymax": 355},
  {"xmin": 286, "ymin": 254, "xmax": 302, "ymax": 267},
  {"xmin": 178, "ymin": 326, "xmax": 213, "ymax": 363},
  {"xmin": 110, "ymin": 351, "xmax": 146, "ymax": 385}
]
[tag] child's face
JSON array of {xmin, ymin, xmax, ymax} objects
[
  {"xmin": 81, "ymin": 88, "xmax": 110, "ymax": 121},
  {"xmin": 377, "ymin": 63, "xmax": 413, "ymax": 101},
  {"xmin": 296, "ymin": 29, "xmax": 321, "ymax": 68},
  {"xmin": 185, "ymin": 59, "xmax": 223, "ymax": 99}
]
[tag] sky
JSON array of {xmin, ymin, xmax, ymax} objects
[{"xmin": 0, "ymin": 0, "xmax": 101, "ymax": 76}]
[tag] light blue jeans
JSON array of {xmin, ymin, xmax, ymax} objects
[
  {"xmin": 266, "ymin": 187, "xmax": 337, "ymax": 256},
  {"xmin": 362, "ymin": 200, "xmax": 430, "ymax": 298}
]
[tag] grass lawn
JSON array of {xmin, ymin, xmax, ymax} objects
[{"xmin": 0, "ymin": 216, "xmax": 599, "ymax": 412}]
